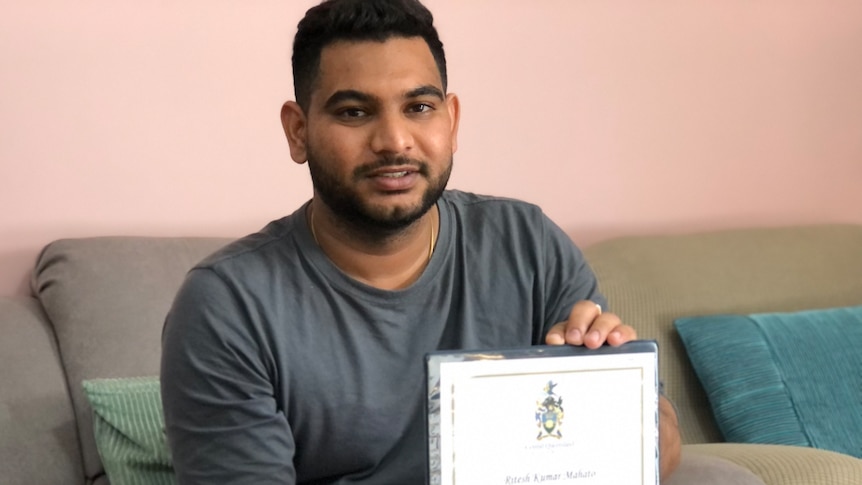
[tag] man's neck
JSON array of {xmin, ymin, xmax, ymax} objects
[{"xmin": 308, "ymin": 201, "xmax": 438, "ymax": 290}]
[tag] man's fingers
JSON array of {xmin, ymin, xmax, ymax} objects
[
  {"xmin": 545, "ymin": 300, "xmax": 637, "ymax": 348},
  {"xmin": 606, "ymin": 324, "xmax": 637, "ymax": 346},
  {"xmin": 579, "ymin": 313, "xmax": 623, "ymax": 348},
  {"xmin": 545, "ymin": 322, "xmax": 568, "ymax": 345},
  {"xmin": 545, "ymin": 301, "xmax": 603, "ymax": 346},
  {"xmin": 564, "ymin": 300, "xmax": 604, "ymax": 344}
]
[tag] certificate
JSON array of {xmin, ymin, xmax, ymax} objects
[{"xmin": 426, "ymin": 341, "xmax": 659, "ymax": 485}]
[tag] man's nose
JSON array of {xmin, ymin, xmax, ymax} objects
[{"xmin": 370, "ymin": 111, "xmax": 414, "ymax": 154}]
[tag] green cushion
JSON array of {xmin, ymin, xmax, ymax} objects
[
  {"xmin": 82, "ymin": 377, "xmax": 175, "ymax": 485},
  {"xmin": 674, "ymin": 305, "xmax": 862, "ymax": 458}
]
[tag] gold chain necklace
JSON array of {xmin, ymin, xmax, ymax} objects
[{"xmin": 309, "ymin": 203, "xmax": 436, "ymax": 262}]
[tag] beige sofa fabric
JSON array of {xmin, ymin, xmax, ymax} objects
[
  {"xmin": 688, "ymin": 443, "xmax": 862, "ymax": 485},
  {"xmin": 583, "ymin": 225, "xmax": 862, "ymax": 445},
  {"xmin": 31, "ymin": 236, "xmax": 230, "ymax": 480},
  {"xmin": 665, "ymin": 449, "xmax": 765, "ymax": 485}
]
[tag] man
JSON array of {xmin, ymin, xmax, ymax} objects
[{"xmin": 161, "ymin": 0, "xmax": 681, "ymax": 483}]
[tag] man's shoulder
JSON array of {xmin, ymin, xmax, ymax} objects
[
  {"xmin": 441, "ymin": 190, "xmax": 542, "ymax": 216},
  {"xmin": 441, "ymin": 190, "xmax": 575, "ymax": 251},
  {"xmin": 195, "ymin": 213, "xmax": 300, "ymax": 271}
]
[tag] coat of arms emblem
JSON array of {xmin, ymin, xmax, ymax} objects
[{"xmin": 535, "ymin": 380, "xmax": 564, "ymax": 440}]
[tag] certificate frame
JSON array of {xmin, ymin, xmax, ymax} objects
[{"xmin": 426, "ymin": 341, "xmax": 659, "ymax": 485}]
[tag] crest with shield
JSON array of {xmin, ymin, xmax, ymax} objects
[{"xmin": 535, "ymin": 380, "xmax": 564, "ymax": 440}]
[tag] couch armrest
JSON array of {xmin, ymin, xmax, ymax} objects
[
  {"xmin": 685, "ymin": 442, "xmax": 862, "ymax": 485},
  {"xmin": 0, "ymin": 296, "xmax": 83, "ymax": 485}
]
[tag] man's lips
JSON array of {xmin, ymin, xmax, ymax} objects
[
  {"xmin": 367, "ymin": 165, "xmax": 418, "ymax": 177},
  {"xmin": 366, "ymin": 167, "xmax": 421, "ymax": 191}
]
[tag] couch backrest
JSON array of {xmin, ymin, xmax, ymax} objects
[
  {"xmin": 32, "ymin": 236, "xmax": 232, "ymax": 481},
  {"xmin": 583, "ymin": 224, "xmax": 862, "ymax": 444}
]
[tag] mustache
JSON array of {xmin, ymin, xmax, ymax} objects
[{"xmin": 353, "ymin": 155, "xmax": 429, "ymax": 178}]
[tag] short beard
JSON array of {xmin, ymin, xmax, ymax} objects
[{"xmin": 307, "ymin": 153, "xmax": 452, "ymax": 236}]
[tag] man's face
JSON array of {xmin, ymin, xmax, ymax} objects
[{"xmin": 287, "ymin": 36, "xmax": 460, "ymax": 232}]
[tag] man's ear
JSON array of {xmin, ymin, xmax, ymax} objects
[
  {"xmin": 446, "ymin": 93, "xmax": 461, "ymax": 154},
  {"xmin": 280, "ymin": 101, "xmax": 308, "ymax": 164}
]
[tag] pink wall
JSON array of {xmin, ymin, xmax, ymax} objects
[{"xmin": 3, "ymin": 0, "xmax": 861, "ymax": 297}]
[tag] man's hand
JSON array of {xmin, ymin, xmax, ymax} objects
[
  {"xmin": 545, "ymin": 300, "xmax": 682, "ymax": 480},
  {"xmin": 544, "ymin": 300, "xmax": 637, "ymax": 348}
]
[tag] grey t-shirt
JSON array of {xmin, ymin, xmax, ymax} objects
[{"xmin": 161, "ymin": 190, "xmax": 606, "ymax": 484}]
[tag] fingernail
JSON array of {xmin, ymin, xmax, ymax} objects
[
  {"xmin": 567, "ymin": 329, "xmax": 582, "ymax": 341},
  {"xmin": 587, "ymin": 330, "xmax": 599, "ymax": 342}
]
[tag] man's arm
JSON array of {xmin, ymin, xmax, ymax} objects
[{"xmin": 161, "ymin": 268, "xmax": 296, "ymax": 484}]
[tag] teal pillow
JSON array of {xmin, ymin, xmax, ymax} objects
[
  {"xmin": 675, "ymin": 305, "xmax": 862, "ymax": 458},
  {"xmin": 82, "ymin": 377, "xmax": 175, "ymax": 485}
]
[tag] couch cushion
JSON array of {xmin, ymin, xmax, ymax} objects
[
  {"xmin": 583, "ymin": 224, "xmax": 862, "ymax": 444},
  {"xmin": 675, "ymin": 305, "xmax": 862, "ymax": 457},
  {"xmin": 665, "ymin": 449, "xmax": 766, "ymax": 485},
  {"xmin": 0, "ymin": 296, "xmax": 83, "ymax": 485},
  {"xmin": 83, "ymin": 377, "xmax": 174, "ymax": 485},
  {"xmin": 686, "ymin": 442, "xmax": 862, "ymax": 485},
  {"xmin": 32, "ymin": 236, "xmax": 231, "ymax": 479}
]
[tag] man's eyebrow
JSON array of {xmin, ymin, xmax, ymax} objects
[
  {"xmin": 323, "ymin": 90, "xmax": 375, "ymax": 110},
  {"xmin": 406, "ymin": 85, "xmax": 445, "ymax": 100},
  {"xmin": 323, "ymin": 86, "xmax": 444, "ymax": 110}
]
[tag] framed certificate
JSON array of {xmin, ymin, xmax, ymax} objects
[{"xmin": 426, "ymin": 341, "xmax": 659, "ymax": 485}]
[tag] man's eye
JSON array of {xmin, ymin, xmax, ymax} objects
[
  {"xmin": 409, "ymin": 103, "xmax": 434, "ymax": 113},
  {"xmin": 337, "ymin": 108, "xmax": 367, "ymax": 118}
]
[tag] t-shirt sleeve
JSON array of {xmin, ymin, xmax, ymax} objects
[
  {"xmin": 538, "ymin": 213, "xmax": 608, "ymax": 339},
  {"xmin": 161, "ymin": 267, "xmax": 296, "ymax": 484}
]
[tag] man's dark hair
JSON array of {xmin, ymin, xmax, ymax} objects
[{"xmin": 292, "ymin": 0, "xmax": 447, "ymax": 112}]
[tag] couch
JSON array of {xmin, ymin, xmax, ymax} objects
[{"xmin": 1, "ymin": 225, "xmax": 861, "ymax": 484}]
